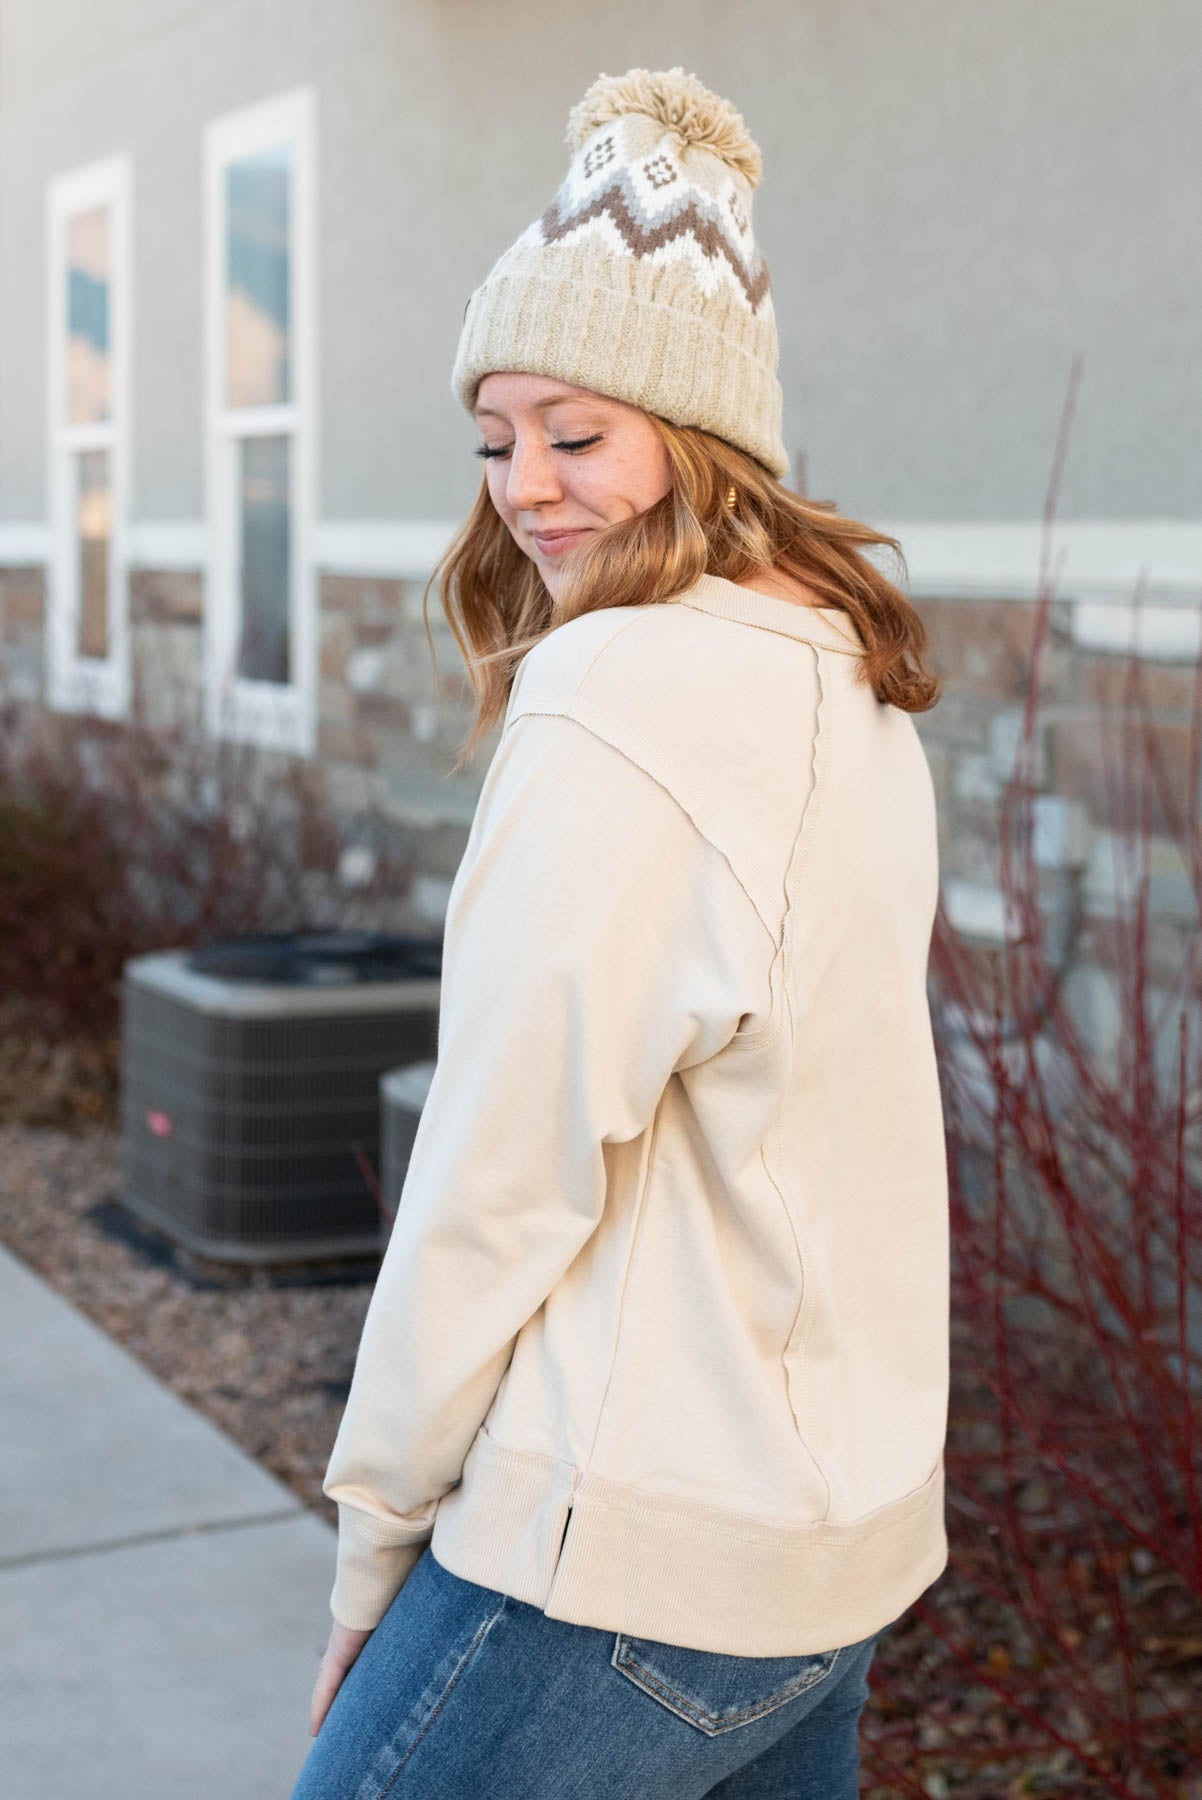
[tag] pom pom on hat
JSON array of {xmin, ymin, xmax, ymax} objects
[{"xmin": 564, "ymin": 65, "xmax": 765, "ymax": 190}]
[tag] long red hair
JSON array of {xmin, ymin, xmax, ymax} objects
[{"xmin": 422, "ymin": 416, "xmax": 942, "ymax": 775}]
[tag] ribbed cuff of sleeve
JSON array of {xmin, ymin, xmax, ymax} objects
[{"xmin": 329, "ymin": 1501, "xmax": 432, "ymax": 1631}]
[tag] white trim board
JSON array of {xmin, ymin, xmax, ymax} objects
[
  {"xmin": 318, "ymin": 518, "xmax": 1202, "ymax": 597},
  {"xmin": 870, "ymin": 520, "xmax": 1202, "ymax": 602},
  {"xmin": 4, "ymin": 517, "xmax": 1201, "ymax": 601},
  {"xmin": 0, "ymin": 520, "xmax": 224, "ymax": 568},
  {"xmin": 0, "ymin": 518, "xmax": 460, "ymax": 574},
  {"xmin": 0, "ymin": 524, "xmax": 52, "ymax": 564},
  {"xmin": 314, "ymin": 520, "xmax": 459, "ymax": 578},
  {"xmin": 126, "ymin": 520, "xmax": 208, "ymax": 568}
]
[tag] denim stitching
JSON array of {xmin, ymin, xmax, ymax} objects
[
  {"xmin": 612, "ymin": 1633, "xmax": 842, "ymax": 1732},
  {"xmin": 367, "ymin": 1595, "xmax": 509, "ymax": 1800}
]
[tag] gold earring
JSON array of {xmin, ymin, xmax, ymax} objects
[{"xmin": 726, "ymin": 484, "xmax": 738, "ymax": 510}]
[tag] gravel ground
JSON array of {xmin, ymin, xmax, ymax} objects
[{"xmin": 0, "ymin": 1122, "xmax": 375, "ymax": 1526}]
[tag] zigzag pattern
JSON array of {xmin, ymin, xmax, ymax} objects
[{"xmin": 536, "ymin": 169, "xmax": 771, "ymax": 314}]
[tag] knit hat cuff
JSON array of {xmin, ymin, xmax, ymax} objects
[{"xmin": 452, "ymin": 271, "xmax": 790, "ymax": 481}]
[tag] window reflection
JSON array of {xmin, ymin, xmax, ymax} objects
[
  {"xmin": 67, "ymin": 207, "xmax": 111, "ymax": 425},
  {"xmin": 225, "ymin": 145, "xmax": 291, "ymax": 409},
  {"xmin": 237, "ymin": 434, "xmax": 290, "ymax": 684},
  {"xmin": 76, "ymin": 448, "xmax": 110, "ymax": 660}
]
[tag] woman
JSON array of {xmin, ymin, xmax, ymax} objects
[{"xmin": 293, "ymin": 65, "xmax": 948, "ymax": 1799}]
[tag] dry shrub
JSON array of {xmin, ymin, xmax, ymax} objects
[
  {"xmin": 862, "ymin": 361, "xmax": 1202, "ymax": 1797},
  {"xmin": 0, "ymin": 639, "xmax": 418, "ymax": 1125}
]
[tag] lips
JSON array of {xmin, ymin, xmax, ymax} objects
[{"xmin": 532, "ymin": 528, "xmax": 594, "ymax": 555}]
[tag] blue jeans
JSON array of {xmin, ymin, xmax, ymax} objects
[{"xmin": 291, "ymin": 1544, "xmax": 889, "ymax": 1799}]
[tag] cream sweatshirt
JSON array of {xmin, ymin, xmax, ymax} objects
[{"xmin": 323, "ymin": 571, "xmax": 950, "ymax": 1656}]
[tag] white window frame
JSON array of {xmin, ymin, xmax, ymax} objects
[
  {"xmin": 203, "ymin": 86, "xmax": 317, "ymax": 756},
  {"xmin": 45, "ymin": 152, "xmax": 132, "ymax": 720}
]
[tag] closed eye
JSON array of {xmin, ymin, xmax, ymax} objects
[{"xmin": 473, "ymin": 435, "xmax": 604, "ymax": 460}]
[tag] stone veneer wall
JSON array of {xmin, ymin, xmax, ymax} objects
[
  {"xmin": 919, "ymin": 594, "xmax": 1196, "ymax": 1089},
  {"xmin": 1, "ymin": 564, "xmax": 1197, "ymax": 1074}
]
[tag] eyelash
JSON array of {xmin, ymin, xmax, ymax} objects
[{"xmin": 473, "ymin": 435, "xmax": 604, "ymax": 460}]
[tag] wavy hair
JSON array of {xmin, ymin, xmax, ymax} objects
[{"xmin": 422, "ymin": 417, "xmax": 942, "ymax": 775}]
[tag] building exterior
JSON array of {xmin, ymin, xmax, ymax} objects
[{"xmin": 0, "ymin": 0, "xmax": 1197, "ymax": 1067}]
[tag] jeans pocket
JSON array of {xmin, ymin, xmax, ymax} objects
[{"xmin": 610, "ymin": 1631, "xmax": 843, "ymax": 1737}]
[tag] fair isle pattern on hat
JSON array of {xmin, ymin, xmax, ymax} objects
[
  {"xmin": 451, "ymin": 67, "xmax": 790, "ymax": 480},
  {"xmin": 532, "ymin": 114, "xmax": 773, "ymax": 315}
]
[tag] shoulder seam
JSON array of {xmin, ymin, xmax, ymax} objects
[
  {"xmin": 505, "ymin": 606, "xmax": 658, "ymax": 735},
  {"xmin": 566, "ymin": 606, "xmax": 658, "ymax": 705},
  {"xmin": 505, "ymin": 706, "xmax": 778, "ymax": 958}
]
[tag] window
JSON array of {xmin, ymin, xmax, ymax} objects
[
  {"xmin": 46, "ymin": 155, "xmax": 131, "ymax": 718},
  {"xmin": 204, "ymin": 88, "xmax": 316, "ymax": 753}
]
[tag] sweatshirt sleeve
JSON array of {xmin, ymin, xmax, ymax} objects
[{"xmin": 322, "ymin": 707, "xmax": 774, "ymax": 1630}]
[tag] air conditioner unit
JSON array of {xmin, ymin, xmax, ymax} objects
[
  {"xmin": 120, "ymin": 931, "xmax": 442, "ymax": 1264},
  {"xmin": 378, "ymin": 1059, "xmax": 438, "ymax": 1240}
]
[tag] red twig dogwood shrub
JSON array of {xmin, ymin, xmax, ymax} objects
[{"xmin": 862, "ymin": 366, "xmax": 1201, "ymax": 1797}]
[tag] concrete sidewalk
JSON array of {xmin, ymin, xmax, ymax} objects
[{"xmin": 0, "ymin": 1244, "xmax": 337, "ymax": 1798}]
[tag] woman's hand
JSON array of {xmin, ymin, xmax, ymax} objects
[{"xmin": 310, "ymin": 1620, "xmax": 373, "ymax": 1737}]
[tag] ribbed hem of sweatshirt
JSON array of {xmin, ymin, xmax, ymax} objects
[
  {"xmin": 450, "ymin": 270, "xmax": 790, "ymax": 481},
  {"xmin": 419, "ymin": 1427, "xmax": 947, "ymax": 1658},
  {"xmin": 329, "ymin": 1503, "xmax": 431, "ymax": 1631}
]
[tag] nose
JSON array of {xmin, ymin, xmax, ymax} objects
[{"xmin": 504, "ymin": 438, "xmax": 564, "ymax": 514}]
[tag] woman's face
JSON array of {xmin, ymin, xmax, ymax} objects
[{"xmin": 472, "ymin": 372, "xmax": 674, "ymax": 596}]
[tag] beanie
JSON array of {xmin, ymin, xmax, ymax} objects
[{"xmin": 450, "ymin": 66, "xmax": 789, "ymax": 481}]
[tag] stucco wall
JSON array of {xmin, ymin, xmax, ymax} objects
[{"xmin": 1, "ymin": 0, "xmax": 1199, "ymax": 528}]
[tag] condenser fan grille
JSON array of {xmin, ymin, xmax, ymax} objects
[{"xmin": 120, "ymin": 940, "xmax": 442, "ymax": 1264}]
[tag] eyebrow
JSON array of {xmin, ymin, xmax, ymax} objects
[{"xmin": 473, "ymin": 395, "xmax": 604, "ymax": 422}]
